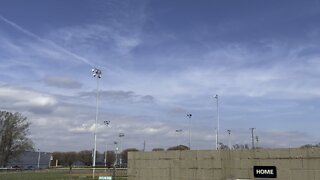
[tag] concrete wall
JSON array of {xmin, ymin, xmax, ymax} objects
[{"xmin": 128, "ymin": 148, "xmax": 320, "ymax": 180}]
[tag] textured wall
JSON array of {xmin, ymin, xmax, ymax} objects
[{"xmin": 128, "ymin": 148, "xmax": 320, "ymax": 180}]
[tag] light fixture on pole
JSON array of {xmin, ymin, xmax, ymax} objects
[
  {"xmin": 92, "ymin": 68, "xmax": 102, "ymax": 179},
  {"xmin": 187, "ymin": 114, "xmax": 192, "ymax": 150},
  {"xmin": 104, "ymin": 120, "xmax": 110, "ymax": 127},
  {"xmin": 214, "ymin": 94, "xmax": 220, "ymax": 150},
  {"xmin": 119, "ymin": 133, "xmax": 125, "ymax": 167}
]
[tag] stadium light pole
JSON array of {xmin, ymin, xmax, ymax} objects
[
  {"xmin": 214, "ymin": 94, "xmax": 220, "ymax": 150},
  {"xmin": 215, "ymin": 128, "xmax": 218, "ymax": 150},
  {"xmin": 250, "ymin": 128, "xmax": 255, "ymax": 149},
  {"xmin": 119, "ymin": 133, "xmax": 125, "ymax": 167},
  {"xmin": 187, "ymin": 114, "xmax": 192, "ymax": 150},
  {"xmin": 114, "ymin": 141, "xmax": 119, "ymax": 166},
  {"xmin": 37, "ymin": 148, "xmax": 41, "ymax": 169},
  {"xmin": 175, "ymin": 129, "xmax": 183, "ymax": 150},
  {"xmin": 104, "ymin": 121, "xmax": 110, "ymax": 171},
  {"xmin": 92, "ymin": 68, "xmax": 101, "ymax": 179},
  {"xmin": 227, "ymin": 129, "xmax": 231, "ymax": 150}
]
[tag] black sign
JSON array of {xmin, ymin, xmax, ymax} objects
[{"xmin": 254, "ymin": 166, "xmax": 277, "ymax": 178}]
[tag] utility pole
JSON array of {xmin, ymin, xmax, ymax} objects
[{"xmin": 250, "ymin": 128, "xmax": 255, "ymax": 149}]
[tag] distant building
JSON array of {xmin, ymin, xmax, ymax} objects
[{"xmin": 7, "ymin": 151, "xmax": 52, "ymax": 169}]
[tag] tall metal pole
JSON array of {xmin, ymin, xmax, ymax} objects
[
  {"xmin": 119, "ymin": 133, "xmax": 125, "ymax": 167},
  {"xmin": 215, "ymin": 94, "xmax": 220, "ymax": 150},
  {"xmin": 143, "ymin": 140, "xmax": 146, "ymax": 152},
  {"xmin": 103, "ymin": 120, "xmax": 110, "ymax": 171},
  {"xmin": 37, "ymin": 149, "xmax": 41, "ymax": 169},
  {"xmin": 114, "ymin": 141, "xmax": 118, "ymax": 167},
  {"xmin": 187, "ymin": 114, "xmax": 192, "ymax": 150},
  {"xmin": 250, "ymin": 128, "xmax": 255, "ymax": 149},
  {"xmin": 175, "ymin": 129, "xmax": 183, "ymax": 150},
  {"xmin": 215, "ymin": 128, "xmax": 218, "ymax": 150},
  {"xmin": 92, "ymin": 68, "xmax": 101, "ymax": 179},
  {"xmin": 104, "ymin": 144, "xmax": 108, "ymax": 172},
  {"xmin": 227, "ymin": 129, "xmax": 231, "ymax": 150}
]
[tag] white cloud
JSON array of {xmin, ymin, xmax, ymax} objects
[{"xmin": 0, "ymin": 85, "xmax": 57, "ymax": 107}]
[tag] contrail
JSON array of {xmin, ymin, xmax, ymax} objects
[{"xmin": 0, "ymin": 15, "xmax": 94, "ymax": 67}]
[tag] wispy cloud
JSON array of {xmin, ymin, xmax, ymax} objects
[
  {"xmin": 79, "ymin": 90, "xmax": 154, "ymax": 104},
  {"xmin": 44, "ymin": 76, "xmax": 83, "ymax": 89},
  {"xmin": 0, "ymin": 1, "xmax": 319, "ymax": 151},
  {"xmin": 0, "ymin": 15, "xmax": 94, "ymax": 67}
]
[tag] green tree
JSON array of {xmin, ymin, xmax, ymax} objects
[{"xmin": 0, "ymin": 111, "xmax": 33, "ymax": 167}]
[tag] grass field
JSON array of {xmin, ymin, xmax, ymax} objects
[{"xmin": 0, "ymin": 170, "xmax": 127, "ymax": 180}]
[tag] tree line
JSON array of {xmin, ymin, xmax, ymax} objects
[{"xmin": 52, "ymin": 148, "xmax": 139, "ymax": 169}]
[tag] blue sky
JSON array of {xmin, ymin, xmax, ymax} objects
[{"xmin": 0, "ymin": 0, "xmax": 320, "ymax": 152}]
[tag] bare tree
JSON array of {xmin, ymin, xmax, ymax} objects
[
  {"xmin": 52, "ymin": 152, "xmax": 63, "ymax": 166},
  {"xmin": 152, "ymin": 148, "xmax": 165, "ymax": 151},
  {"xmin": 219, "ymin": 142, "xmax": 229, "ymax": 150},
  {"xmin": 0, "ymin": 111, "xmax": 33, "ymax": 167},
  {"xmin": 232, "ymin": 144, "xmax": 250, "ymax": 150},
  {"xmin": 63, "ymin": 152, "xmax": 77, "ymax": 172},
  {"xmin": 167, "ymin": 145, "xmax": 189, "ymax": 151},
  {"xmin": 106, "ymin": 151, "xmax": 116, "ymax": 168},
  {"xmin": 120, "ymin": 148, "xmax": 139, "ymax": 166},
  {"xmin": 53, "ymin": 151, "xmax": 77, "ymax": 172},
  {"xmin": 77, "ymin": 150, "xmax": 92, "ymax": 166},
  {"xmin": 300, "ymin": 143, "xmax": 320, "ymax": 149}
]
